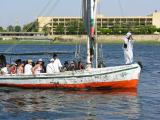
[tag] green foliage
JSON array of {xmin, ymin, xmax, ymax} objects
[
  {"xmin": 138, "ymin": 25, "xmax": 157, "ymax": 34},
  {"xmin": 0, "ymin": 27, "xmax": 4, "ymax": 32},
  {"xmin": 147, "ymin": 25, "xmax": 157, "ymax": 34},
  {"xmin": 66, "ymin": 20, "xmax": 78, "ymax": 35},
  {"xmin": 112, "ymin": 28, "xmax": 122, "ymax": 34},
  {"xmin": 97, "ymin": 24, "xmax": 157, "ymax": 35},
  {"xmin": 54, "ymin": 20, "xmax": 85, "ymax": 35},
  {"xmin": 23, "ymin": 21, "xmax": 38, "ymax": 32},
  {"xmin": 78, "ymin": 21, "xmax": 85, "ymax": 34},
  {"xmin": 55, "ymin": 24, "xmax": 64, "ymax": 34},
  {"xmin": 98, "ymin": 28, "xmax": 112, "ymax": 34},
  {"xmin": 40, "ymin": 19, "xmax": 158, "ymax": 35},
  {"xmin": 42, "ymin": 26, "xmax": 50, "ymax": 35},
  {"xmin": 7, "ymin": 25, "xmax": 14, "ymax": 32},
  {"xmin": 15, "ymin": 25, "xmax": 21, "ymax": 32},
  {"xmin": 157, "ymin": 28, "xmax": 160, "ymax": 32}
]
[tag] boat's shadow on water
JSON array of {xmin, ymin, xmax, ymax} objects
[
  {"xmin": 62, "ymin": 88, "xmax": 138, "ymax": 96},
  {"xmin": 0, "ymin": 88, "xmax": 140, "ymax": 120},
  {"xmin": 0, "ymin": 87, "xmax": 137, "ymax": 95}
]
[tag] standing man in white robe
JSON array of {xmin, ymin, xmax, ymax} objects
[{"xmin": 122, "ymin": 32, "xmax": 134, "ymax": 64}]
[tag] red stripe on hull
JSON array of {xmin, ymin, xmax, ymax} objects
[{"xmin": 0, "ymin": 79, "xmax": 138, "ymax": 89}]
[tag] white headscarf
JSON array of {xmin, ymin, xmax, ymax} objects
[{"xmin": 126, "ymin": 32, "xmax": 132, "ymax": 38}]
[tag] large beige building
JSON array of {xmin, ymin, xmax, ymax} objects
[{"xmin": 37, "ymin": 11, "xmax": 160, "ymax": 35}]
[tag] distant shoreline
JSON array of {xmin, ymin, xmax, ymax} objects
[
  {"xmin": 0, "ymin": 35, "xmax": 160, "ymax": 45},
  {"xmin": 0, "ymin": 40, "xmax": 159, "ymax": 45}
]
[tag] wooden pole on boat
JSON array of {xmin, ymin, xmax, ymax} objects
[
  {"xmin": 95, "ymin": 1, "xmax": 98, "ymax": 68},
  {"xmin": 95, "ymin": 42, "xmax": 98, "ymax": 68},
  {"xmin": 85, "ymin": 0, "xmax": 92, "ymax": 69},
  {"xmin": 86, "ymin": 36, "xmax": 92, "ymax": 69},
  {"xmin": 83, "ymin": 0, "xmax": 97, "ymax": 69},
  {"xmin": 95, "ymin": 22, "xmax": 98, "ymax": 68}
]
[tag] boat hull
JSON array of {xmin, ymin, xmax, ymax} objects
[
  {"xmin": 0, "ymin": 80, "xmax": 137, "ymax": 89},
  {"xmin": 0, "ymin": 63, "xmax": 141, "ymax": 89}
]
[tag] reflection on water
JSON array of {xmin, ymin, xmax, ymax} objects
[
  {"xmin": 0, "ymin": 44, "xmax": 160, "ymax": 119},
  {"xmin": 0, "ymin": 89, "xmax": 140, "ymax": 120}
]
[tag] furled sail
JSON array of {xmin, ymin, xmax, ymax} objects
[
  {"xmin": 82, "ymin": 0, "xmax": 97, "ymax": 66},
  {"xmin": 82, "ymin": 0, "xmax": 97, "ymax": 37}
]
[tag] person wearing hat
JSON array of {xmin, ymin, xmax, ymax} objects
[
  {"xmin": 122, "ymin": 32, "xmax": 134, "ymax": 64},
  {"xmin": 32, "ymin": 59, "xmax": 43, "ymax": 75},
  {"xmin": 24, "ymin": 59, "xmax": 33, "ymax": 75},
  {"xmin": 46, "ymin": 58, "xmax": 55, "ymax": 74}
]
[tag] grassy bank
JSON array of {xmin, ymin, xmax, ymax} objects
[
  {"xmin": 0, "ymin": 39, "xmax": 160, "ymax": 45},
  {"xmin": 0, "ymin": 40, "xmax": 54, "ymax": 45},
  {"xmin": 0, "ymin": 39, "xmax": 81, "ymax": 45}
]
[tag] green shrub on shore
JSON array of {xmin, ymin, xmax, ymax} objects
[
  {"xmin": 98, "ymin": 25, "xmax": 158, "ymax": 35},
  {"xmin": 0, "ymin": 40, "xmax": 52, "ymax": 45}
]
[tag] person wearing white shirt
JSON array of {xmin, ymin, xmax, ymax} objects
[
  {"xmin": 53, "ymin": 54, "xmax": 62, "ymax": 73},
  {"xmin": 46, "ymin": 58, "xmax": 55, "ymax": 74},
  {"xmin": 122, "ymin": 32, "xmax": 134, "ymax": 64},
  {"xmin": 24, "ymin": 59, "xmax": 33, "ymax": 75},
  {"xmin": 1, "ymin": 63, "xmax": 10, "ymax": 75}
]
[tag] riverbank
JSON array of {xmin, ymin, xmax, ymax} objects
[
  {"xmin": 51, "ymin": 34, "xmax": 160, "ymax": 44},
  {"xmin": 0, "ymin": 35, "xmax": 160, "ymax": 45}
]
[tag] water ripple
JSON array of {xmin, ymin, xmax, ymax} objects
[{"xmin": 0, "ymin": 44, "xmax": 159, "ymax": 120}]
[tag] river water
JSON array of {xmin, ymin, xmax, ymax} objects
[{"xmin": 0, "ymin": 44, "xmax": 159, "ymax": 120}]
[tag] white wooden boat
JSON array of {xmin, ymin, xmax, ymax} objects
[
  {"xmin": 0, "ymin": 0, "xmax": 141, "ymax": 89},
  {"xmin": 0, "ymin": 63, "xmax": 141, "ymax": 89}
]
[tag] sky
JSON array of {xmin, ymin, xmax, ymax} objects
[{"xmin": 0, "ymin": 0, "xmax": 160, "ymax": 27}]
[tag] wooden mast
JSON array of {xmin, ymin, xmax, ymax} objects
[{"xmin": 83, "ymin": 0, "xmax": 97, "ymax": 69}]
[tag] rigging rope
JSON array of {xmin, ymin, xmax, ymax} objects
[
  {"xmin": 38, "ymin": 0, "xmax": 54, "ymax": 16},
  {"xmin": 4, "ymin": 0, "xmax": 61, "ymax": 63},
  {"xmin": 6, "ymin": 12, "xmax": 50, "ymax": 53},
  {"xmin": 118, "ymin": 0, "xmax": 124, "ymax": 16},
  {"xmin": 24, "ymin": 0, "xmax": 61, "ymax": 32},
  {"xmin": 24, "ymin": 0, "xmax": 53, "ymax": 32},
  {"xmin": 45, "ymin": 0, "xmax": 60, "ymax": 16}
]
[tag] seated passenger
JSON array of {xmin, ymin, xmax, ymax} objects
[
  {"xmin": 1, "ymin": 63, "xmax": 10, "ymax": 75},
  {"xmin": 24, "ymin": 59, "xmax": 33, "ymax": 75},
  {"xmin": 62, "ymin": 61, "xmax": 69, "ymax": 71},
  {"xmin": 46, "ymin": 58, "xmax": 55, "ymax": 74},
  {"xmin": 73, "ymin": 60, "xmax": 78, "ymax": 70},
  {"xmin": 32, "ymin": 59, "xmax": 43, "ymax": 75},
  {"xmin": 0, "ymin": 64, "xmax": 2, "ymax": 75},
  {"xmin": 17, "ymin": 62, "xmax": 25, "ymax": 75},
  {"xmin": 10, "ymin": 62, "xmax": 17, "ymax": 74},
  {"xmin": 15, "ymin": 59, "xmax": 22, "ymax": 66},
  {"xmin": 0, "ymin": 55, "xmax": 6, "ymax": 67},
  {"xmin": 53, "ymin": 54, "xmax": 62, "ymax": 73},
  {"xmin": 68, "ymin": 61, "xmax": 75, "ymax": 71},
  {"xmin": 41, "ymin": 61, "xmax": 46, "ymax": 73},
  {"xmin": 0, "ymin": 70, "xmax": 1, "ymax": 76},
  {"xmin": 78, "ymin": 61, "xmax": 84, "ymax": 70}
]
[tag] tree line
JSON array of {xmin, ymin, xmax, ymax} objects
[
  {"xmin": 0, "ymin": 21, "xmax": 38, "ymax": 32},
  {"xmin": 45, "ymin": 21, "xmax": 160, "ymax": 35},
  {"xmin": 1, "ymin": 20, "xmax": 160, "ymax": 35},
  {"xmin": 98, "ymin": 25, "xmax": 160, "ymax": 35}
]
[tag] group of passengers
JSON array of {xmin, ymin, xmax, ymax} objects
[{"xmin": 0, "ymin": 54, "xmax": 84, "ymax": 76}]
